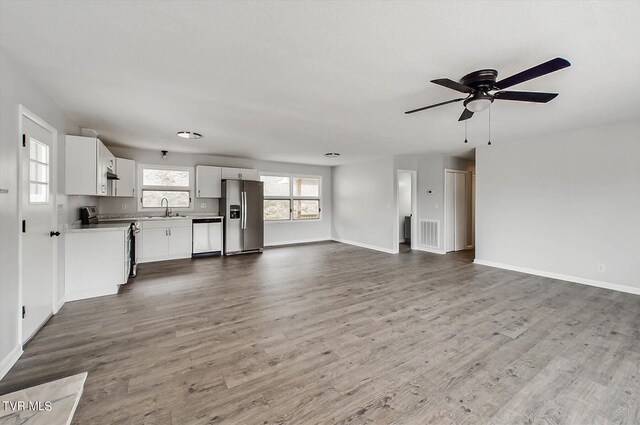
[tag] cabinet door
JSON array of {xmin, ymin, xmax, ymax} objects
[
  {"xmin": 239, "ymin": 168, "xmax": 258, "ymax": 181},
  {"xmin": 141, "ymin": 228, "xmax": 168, "ymax": 261},
  {"xmin": 65, "ymin": 136, "xmax": 98, "ymax": 195},
  {"xmin": 168, "ymin": 226, "xmax": 193, "ymax": 256},
  {"xmin": 96, "ymin": 141, "xmax": 107, "ymax": 195},
  {"xmin": 114, "ymin": 158, "xmax": 136, "ymax": 197},
  {"xmin": 221, "ymin": 167, "xmax": 240, "ymax": 180},
  {"xmin": 196, "ymin": 165, "xmax": 222, "ymax": 198}
]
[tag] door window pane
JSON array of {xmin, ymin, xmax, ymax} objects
[
  {"xmin": 264, "ymin": 199, "xmax": 290, "ymax": 221},
  {"xmin": 29, "ymin": 140, "xmax": 48, "ymax": 163},
  {"xmin": 293, "ymin": 177, "xmax": 320, "ymax": 197},
  {"xmin": 142, "ymin": 190, "xmax": 190, "ymax": 208},
  {"xmin": 260, "ymin": 175, "xmax": 290, "ymax": 197},
  {"xmin": 29, "ymin": 139, "xmax": 49, "ymax": 204},
  {"xmin": 30, "ymin": 183, "xmax": 48, "ymax": 204},
  {"xmin": 293, "ymin": 200, "xmax": 320, "ymax": 220},
  {"xmin": 143, "ymin": 169, "xmax": 189, "ymax": 186}
]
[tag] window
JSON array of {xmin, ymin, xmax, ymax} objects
[
  {"xmin": 260, "ymin": 174, "xmax": 321, "ymax": 221},
  {"xmin": 138, "ymin": 165, "xmax": 193, "ymax": 209},
  {"xmin": 29, "ymin": 139, "xmax": 49, "ymax": 204}
]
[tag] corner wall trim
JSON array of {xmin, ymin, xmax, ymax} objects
[
  {"xmin": 473, "ymin": 259, "xmax": 640, "ymax": 296},
  {"xmin": 0, "ymin": 344, "xmax": 23, "ymax": 381},
  {"xmin": 332, "ymin": 238, "xmax": 398, "ymax": 254},
  {"xmin": 54, "ymin": 296, "xmax": 65, "ymax": 314}
]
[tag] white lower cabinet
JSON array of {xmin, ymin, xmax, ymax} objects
[
  {"xmin": 140, "ymin": 219, "xmax": 192, "ymax": 263},
  {"xmin": 65, "ymin": 228, "xmax": 128, "ymax": 301}
]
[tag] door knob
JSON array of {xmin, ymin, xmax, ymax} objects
[{"xmin": 50, "ymin": 231, "xmax": 61, "ymax": 237}]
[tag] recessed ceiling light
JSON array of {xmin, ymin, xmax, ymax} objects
[
  {"xmin": 324, "ymin": 152, "xmax": 340, "ymax": 158},
  {"xmin": 177, "ymin": 131, "xmax": 202, "ymax": 139}
]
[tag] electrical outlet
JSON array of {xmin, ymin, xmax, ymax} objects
[
  {"xmin": 435, "ymin": 203, "xmax": 439, "ymax": 209},
  {"xmin": 121, "ymin": 203, "xmax": 127, "ymax": 210},
  {"xmin": 200, "ymin": 202, "xmax": 207, "ymax": 209},
  {"xmin": 597, "ymin": 263, "xmax": 606, "ymax": 273}
]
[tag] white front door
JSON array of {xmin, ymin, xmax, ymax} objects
[{"xmin": 21, "ymin": 115, "xmax": 56, "ymax": 343}]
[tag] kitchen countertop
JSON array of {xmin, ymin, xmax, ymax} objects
[
  {"xmin": 65, "ymin": 222, "xmax": 132, "ymax": 233},
  {"xmin": 98, "ymin": 214, "xmax": 224, "ymax": 222}
]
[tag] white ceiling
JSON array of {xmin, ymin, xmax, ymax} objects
[{"xmin": 1, "ymin": 1, "xmax": 639, "ymax": 165}]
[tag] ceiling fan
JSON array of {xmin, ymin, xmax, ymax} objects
[{"xmin": 405, "ymin": 57, "xmax": 571, "ymax": 121}]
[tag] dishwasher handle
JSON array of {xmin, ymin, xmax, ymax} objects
[{"xmin": 192, "ymin": 218, "xmax": 222, "ymax": 224}]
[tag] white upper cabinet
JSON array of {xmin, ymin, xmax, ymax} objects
[
  {"xmin": 221, "ymin": 167, "xmax": 258, "ymax": 181},
  {"xmin": 114, "ymin": 158, "xmax": 136, "ymax": 197},
  {"xmin": 66, "ymin": 135, "xmax": 115, "ymax": 196},
  {"xmin": 195, "ymin": 165, "xmax": 222, "ymax": 198}
]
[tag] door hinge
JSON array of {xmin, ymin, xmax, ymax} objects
[
  {"xmin": 22, "ymin": 306, "xmax": 26, "ymax": 319},
  {"xmin": 22, "ymin": 220, "xmax": 26, "ymax": 233},
  {"xmin": 22, "ymin": 134, "xmax": 27, "ymax": 147}
]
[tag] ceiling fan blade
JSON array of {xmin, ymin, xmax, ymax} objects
[
  {"xmin": 494, "ymin": 91, "xmax": 559, "ymax": 103},
  {"xmin": 405, "ymin": 97, "xmax": 465, "ymax": 114},
  {"xmin": 494, "ymin": 57, "xmax": 571, "ymax": 89},
  {"xmin": 458, "ymin": 108, "xmax": 474, "ymax": 121},
  {"xmin": 431, "ymin": 78, "xmax": 474, "ymax": 93}
]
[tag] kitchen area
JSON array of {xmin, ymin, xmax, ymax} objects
[{"xmin": 64, "ymin": 132, "xmax": 264, "ymax": 302}]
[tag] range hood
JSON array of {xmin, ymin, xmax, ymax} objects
[{"xmin": 106, "ymin": 171, "xmax": 120, "ymax": 180}]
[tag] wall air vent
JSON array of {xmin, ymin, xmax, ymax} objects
[{"xmin": 419, "ymin": 220, "xmax": 439, "ymax": 248}]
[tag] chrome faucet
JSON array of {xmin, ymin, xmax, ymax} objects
[{"xmin": 160, "ymin": 197, "xmax": 171, "ymax": 217}]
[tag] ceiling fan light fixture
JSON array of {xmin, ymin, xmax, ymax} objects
[
  {"xmin": 465, "ymin": 97, "xmax": 493, "ymax": 113},
  {"xmin": 324, "ymin": 152, "xmax": 340, "ymax": 158},
  {"xmin": 177, "ymin": 131, "xmax": 202, "ymax": 140}
]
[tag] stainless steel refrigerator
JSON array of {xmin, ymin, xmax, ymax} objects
[{"xmin": 220, "ymin": 179, "xmax": 264, "ymax": 255}]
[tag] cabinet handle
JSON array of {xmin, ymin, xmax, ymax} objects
[
  {"xmin": 169, "ymin": 229, "xmax": 172, "ymax": 236},
  {"xmin": 132, "ymin": 188, "xmax": 135, "ymax": 196},
  {"xmin": 198, "ymin": 190, "xmax": 200, "ymax": 197}
]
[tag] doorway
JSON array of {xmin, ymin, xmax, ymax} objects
[
  {"xmin": 444, "ymin": 169, "xmax": 468, "ymax": 252},
  {"xmin": 19, "ymin": 107, "xmax": 58, "ymax": 344},
  {"xmin": 397, "ymin": 170, "xmax": 417, "ymax": 252}
]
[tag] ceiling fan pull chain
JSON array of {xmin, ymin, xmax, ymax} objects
[
  {"xmin": 488, "ymin": 106, "xmax": 492, "ymax": 146},
  {"xmin": 464, "ymin": 120, "xmax": 468, "ymax": 144}
]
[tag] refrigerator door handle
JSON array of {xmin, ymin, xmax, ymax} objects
[{"xmin": 241, "ymin": 191, "xmax": 247, "ymax": 230}]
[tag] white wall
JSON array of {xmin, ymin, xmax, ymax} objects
[
  {"xmin": 0, "ymin": 49, "xmax": 90, "ymax": 378},
  {"xmin": 332, "ymin": 157, "xmax": 397, "ymax": 253},
  {"xmin": 97, "ymin": 147, "xmax": 332, "ymax": 246},
  {"xmin": 398, "ymin": 171, "xmax": 411, "ymax": 241},
  {"xmin": 476, "ymin": 120, "xmax": 640, "ymax": 293}
]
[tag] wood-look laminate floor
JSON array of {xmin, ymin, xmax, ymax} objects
[{"xmin": 1, "ymin": 242, "xmax": 638, "ymax": 424}]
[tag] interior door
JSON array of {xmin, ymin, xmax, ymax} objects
[
  {"xmin": 445, "ymin": 171, "xmax": 456, "ymax": 252},
  {"xmin": 454, "ymin": 172, "xmax": 467, "ymax": 251},
  {"xmin": 21, "ymin": 116, "xmax": 56, "ymax": 343},
  {"xmin": 445, "ymin": 171, "xmax": 467, "ymax": 253},
  {"xmin": 242, "ymin": 180, "xmax": 264, "ymax": 251}
]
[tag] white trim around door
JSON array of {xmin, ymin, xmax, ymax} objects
[{"xmin": 18, "ymin": 105, "xmax": 59, "ymax": 344}]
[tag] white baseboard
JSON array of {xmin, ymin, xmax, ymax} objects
[
  {"xmin": 265, "ymin": 238, "xmax": 331, "ymax": 247},
  {"xmin": 473, "ymin": 259, "xmax": 640, "ymax": 296},
  {"xmin": 65, "ymin": 285, "xmax": 119, "ymax": 302},
  {"xmin": 0, "ymin": 344, "xmax": 23, "ymax": 381},
  {"xmin": 332, "ymin": 238, "xmax": 398, "ymax": 254},
  {"xmin": 412, "ymin": 246, "xmax": 446, "ymax": 255},
  {"xmin": 54, "ymin": 296, "xmax": 65, "ymax": 314}
]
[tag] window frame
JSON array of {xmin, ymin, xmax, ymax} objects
[
  {"xmin": 137, "ymin": 164, "xmax": 194, "ymax": 211},
  {"xmin": 259, "ymin": 172, "xmax": 322, "ymax": 222},
  {"xmin": 28, "ymin": 138, "xmax": 50, "ymax": 205}
]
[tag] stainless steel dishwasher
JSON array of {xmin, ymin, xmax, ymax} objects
[{"xmin": 192, "ymin": 218, "xmax": 223, "ymax": 256}]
